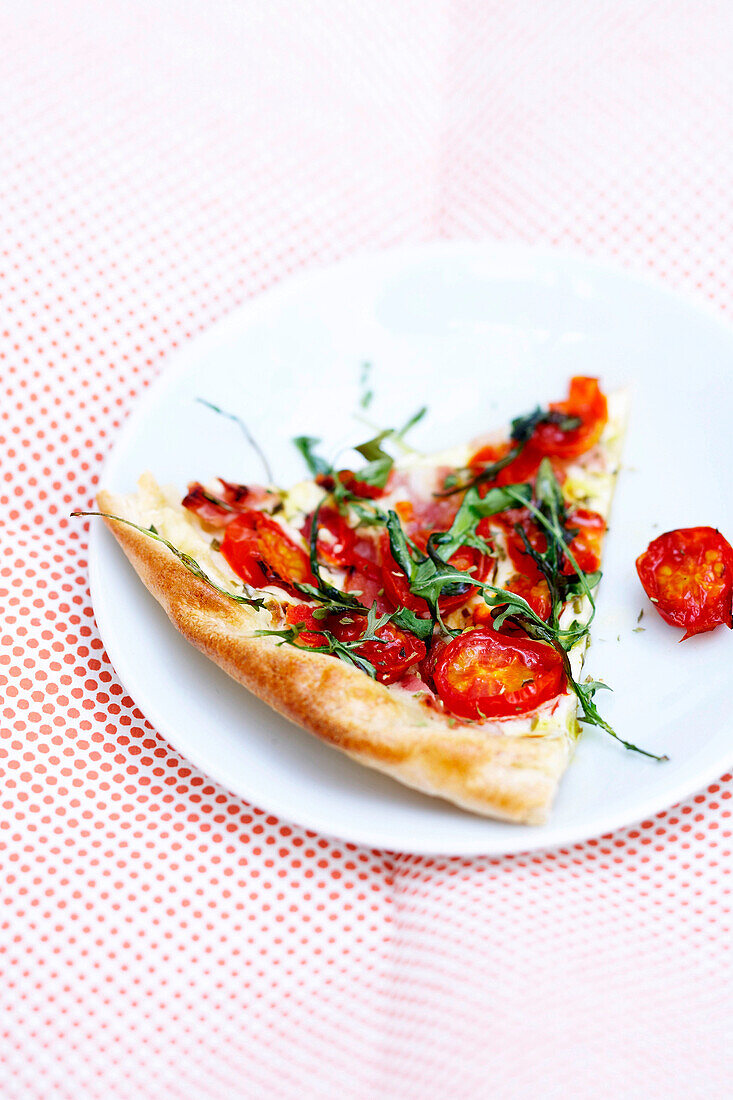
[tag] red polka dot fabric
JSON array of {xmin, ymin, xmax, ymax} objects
[{"xmin": 2, "ymin": 2, "xmax": 731, "ymax": 1096}]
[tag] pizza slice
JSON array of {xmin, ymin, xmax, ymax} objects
[{"xmin": 88, "ymin": 376, "xmax": 638, "ymax": 825}]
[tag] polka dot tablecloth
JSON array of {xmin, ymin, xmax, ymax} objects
[{"xmin": 1, "ymin": 2, "xmax": 731, "ymax": 1096}]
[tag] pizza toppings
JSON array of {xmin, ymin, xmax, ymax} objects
[
  {"xmin": 221, "ymin": 509, "xmax": 315, "ymax": 592},
  {"xmin": 280, "ymin": 603, "xmax": 426, "ymax": 683},
  {"xmin": 531, "ymin": 376, "xmax": 607, "ymax": 460},
  {"xmin": 378, "ymin": 530, "xmax": 492, "ymax": 618},
  {"xmin": 217, "ymin": 392, "xmax": 623, "ymax": 736},
  {"xmin": 432, "ymin": 628, "xmax": 567, "ymax": 720},
  {"xmin": 182, "ymin": 479, "xmax": 274, "ymax": 526},
  {"xmin": 300, "ymin": 507, "xmax": 356, "ymax": 568},
  {"xmin": 444, "ymin": 376, "xmax": 606, "ymax": 497},
  {"xmin": 636, "ymin": 527, "xmax": 733, "ymax": 639},
  {"xmin": 84, "ymin": 377, "xmax": 671, "ymax": 757}
]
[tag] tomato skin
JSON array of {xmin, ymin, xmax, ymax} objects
[
  {"xmin": 378, "ymin": 532, "xmax": 492, "ymax": 617},
  {"xmin": 333, "ymin": 618, "xmax": 426, "ymax": 684},
  {"xmin": 564, "ymin": 508, "xmax": 605, "ymax": 575},
  {"xmin": 468, "ymin": 442, "xmax": 543, "ymax": 491},
  {"xmin": 284, "ymin": 604, "xmax": 327, "ymax": 647},
  {"xmin": 300, "ymin": 507, "xmax": 356, "ymax": 568},
  {"xmin": 636, "ymin": 527, "xmax": 733, "ymax": 639},
  {"xmin": 473, "ymin": 573, "xmax": 552, "ymax": 631},
  {"xmin": 284, "ymin": 605, "xmax": 425, "ymax": 684},
  {"xmin": 433, "ymin": 628, "xmax": 566, "ymax": 720},
  {"xmin": 488, "ymin": 509, "xmax": 546, "ymax": 581},
  {"xmin": 532, "ymin": 376, "xmax": 607, "ymax": 459},
  {"xmin": 221, "ymin": 511, "xmax": 315, "ymax": 592}
]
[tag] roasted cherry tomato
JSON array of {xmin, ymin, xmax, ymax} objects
[
  {"xmin": 331, "ymin": 618, "xmax": 426, "ymax": 684},
  {"xmin": 433, "ymin": 627, "xmax": 566, "ymax": 720},
  {"xmin": 563, "ymin": 507, "xmax": 605, "ymax": 575},
  {"xmin": 221, "ymin": 510, "xmax": 315, "ymax": 591},
  {"xmin": 468, "ymin": 441, "xmax": 544, "ymax": 491},
  {"xmin": 531, "ymin": 376, "xmax": 607, "ymax": 460},
  {"xmin": 300, "ymin": 507, "xmax": 356, "ymax": 568},
  {"xmin": 636, "ymin": 527, "xmax": 733, "ymax": 639},
  {"xmin": 379, "ymin": 532, "xmax": 492, "ymax": 617}
]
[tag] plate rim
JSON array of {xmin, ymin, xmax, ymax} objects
[{"xmin": 89, "ymin": 240, "xmax": 733, "ymax": 855}]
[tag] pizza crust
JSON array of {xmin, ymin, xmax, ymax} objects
[{"xmin": 97, "ymin": 485, "xmax": 576, "ymax": 824}]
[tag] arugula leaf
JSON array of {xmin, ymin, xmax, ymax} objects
[
  {"xmin": 293, "ymin": 436, "xmax": 332, "ymax": 478},
  {"xmin": 262, "ymin": 600, "xmax": 401, "ymax": 678},
  {"xmin": 72, "ymin": 511, "xmax": 267, "ymax": 610},
  {"xmin": 427, "ymin": 484, "xmax": 531, "ymax": 565},
  {"xmin": 351, "ymin": 455, "xmax": 393, "ymax": 489},
  {"xmin": 256, "ymin": 621, "xmax": 380, "ymax": 678},
  {"xmin": 359, "ymin": 362, "xmax": 373, "ymax": 409},
  {"xmin": 293, "ymin": 405, "xmax": 427, "ymax": 496},
  {"xmin": 292, "ymin": 503, "xmax": 433, "ymax": 642},
  {"xmin": 196, "ymin": 398, "xmax": 274, "ymax": 483}
]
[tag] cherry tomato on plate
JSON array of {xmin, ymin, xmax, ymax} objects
[
  {"xmin": 221, "ymin": 510, "xmax": 315, "ymax": 592},
  {"xmin": 433, "ymin": 628, "xmax": 566, "ymax": 720},
  {"xmin": 636, "ymin": 526, "xmax": 733, "ymax": 639}
]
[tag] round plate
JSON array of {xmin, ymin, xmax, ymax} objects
[{"xmin": 90, "ymin": 242, "xmax": 733, "ymax": 854}]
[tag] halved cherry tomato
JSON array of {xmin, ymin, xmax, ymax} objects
[
  {"xmin": 532, "ymin": 376, "xmax": 607, "ymax": 459},
  {"xmin": 221, "ymin": 510, "xmax": 315, "ymax": 592},
  {"xmin": 563, "ymin": 507, "xmax": 605, "ymax": 575},
  {"xmin": 636, "ymin": 527, "xmax": 733, "ymax": 639},
  {"xmin": 433, "ymin": 628, "xmax": 566, "ymax": 720},
  {"xmin": 333, "ymin": 617, "xmax": 426, "ymax": 684},
  {"xmin": 379, "ymin": 532, "xmax": 492, "ymax": 617},
  {"xmin": 417, "ymin": 636, "xmax": 450, "ymax": 691},
  {"xmin": 300, "ymin": 507, "xmax": 356, "ymax": 568}
]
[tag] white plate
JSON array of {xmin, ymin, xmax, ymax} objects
[{"xmin": 90, "ymin": 242, "xmax": 733, "ymax": 855}]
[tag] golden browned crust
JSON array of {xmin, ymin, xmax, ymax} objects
[{"xmin": 96, "ymin": 486, "xmax": 575, "ymax": 825}]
